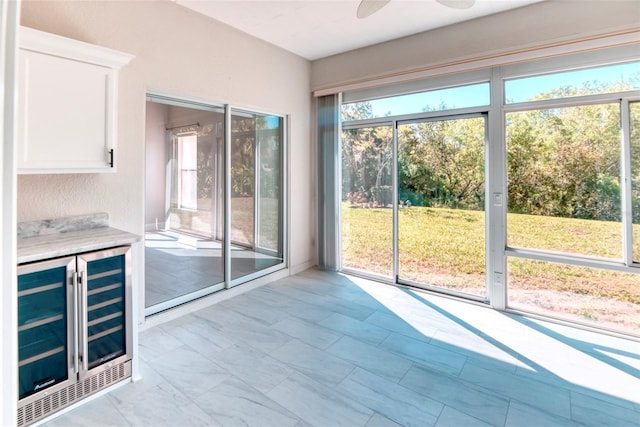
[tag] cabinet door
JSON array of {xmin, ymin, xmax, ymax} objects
[
  {"xmin": 77, "ymin": 246, "xmax": 131, "ymax": 374},
  {"xmin": 18, "ymin": 49, "xmax": 115, "ymax": 173},
  {"xmin": 17, "ymin": 257, "xmax": 75, "ymax": 400}
]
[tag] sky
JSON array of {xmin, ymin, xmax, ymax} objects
[{"xmin": 351, "ymin": 62, "xmax": 640, "ymax": 119}]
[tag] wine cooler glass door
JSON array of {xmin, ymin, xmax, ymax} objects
[
  {"xmin": 17, "ymin": 257, "xmax": 75, "ymax": 400},
  {"xmin": 77, "ymin": 246, "xmax": 131, "ymax": 374}
]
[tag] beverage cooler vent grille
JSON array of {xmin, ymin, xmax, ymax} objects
[{"xmin": 17, "ymin": 361, "xmax": 130, "ymax": 427}]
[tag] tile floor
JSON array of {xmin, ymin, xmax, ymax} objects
[
  {"xmin": 43, "ymin": 269, "xmax": 640, "ymax": 427},
  {"xmin": 145, "ymin": 231, "xmax": 281, "ymax": 307}
]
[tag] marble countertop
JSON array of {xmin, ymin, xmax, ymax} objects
[
  {"xmin": 17, "ymin": 213, "xmax": 140, "ymax": 264},
  {"xmin": 18, "ymin": 226, "xmax": 140, "ymax": 264}
]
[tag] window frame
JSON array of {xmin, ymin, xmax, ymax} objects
[
  {"xmin": 337, "ymin": 43, "xmax": 640, "ymax": 318},
  {"xmin": 175, "ymin": 132, "xmax": 198, "ymax": 211},
  {"xmin": 502, "ymin": 80, "xmax": 640, "ymax": 270},
  {"xmin": 144, "ymin": 92, "xmax": 289, "ymax": 315}
]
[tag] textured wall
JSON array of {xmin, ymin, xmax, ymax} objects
[{"xmin": 19, "ymin": 1, "xmax": 313, "ymax": 274}]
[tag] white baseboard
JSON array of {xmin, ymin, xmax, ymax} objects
[
  {"xmin": 290, "ymin": 260, "xmax": 316, "ymax": 275},
  {"xmin": 140, "ymin": 267, "xmax": 292, "ymax": 331},
  {"xmin": 145, "ymin": 222, "xmax": 167, "ymax": 232}
]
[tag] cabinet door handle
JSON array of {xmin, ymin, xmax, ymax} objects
[
  {"xmin": 72, "ymin": 271, "xmax": 79, "ymax": 375},
  {"xmin": 108, "ymin": 149, "xmax": 114, "ymax": 168}
]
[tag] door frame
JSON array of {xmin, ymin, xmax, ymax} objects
[{"xmin": 340, "ymin": 109, "xmax": 491, "ymax": 303}]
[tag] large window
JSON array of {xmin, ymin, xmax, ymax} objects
[
  {"xmin": 176, "ymin": 133, "xmax": 198, "ymax": 211},
  {"xmin": 504, "ymin": 62, "xmax": 640, "ymax": 104},
  {"xmin": 508, "ymin": 258, "xmax": 640, "ymax": 332},
  {"xmin": 506, "ymin": 104, "xmax": 622, "ymax": 259},
  {"xmin": 342, "ymin": 82, "xmax": 490, "ymax": 120},
  {"xmin": 335, "ymin": 50, "xmax": 640, "ymax": 336},
  {"xmin": 504, "ymin": 60, "xmax": 640, "ymax": 334}
]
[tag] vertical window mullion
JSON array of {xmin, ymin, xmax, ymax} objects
[
  {"xmin": 488, "ymin": 67, "xmax": 507, "ymax": 310},
  {"xmin": 621, "ymin": 99, "xmax": 634, "ymax": 266},
  {"xmin": 176, "ymin": 136, "xmax": 183, "ymax": 209},
  {"xmin": 224, "ymin": 104, "xmax": 231, "ymax": 287},
  {"xmin": 255, "ymin": 130, "xmax": 261, "ymax": 251},
  {"xmin": 335, "ymin": 95, "xmax": 343, "ymax": 271},
  {"xmin": 392, "ymin": 121, "xmax": 399, "ymax": 282}
]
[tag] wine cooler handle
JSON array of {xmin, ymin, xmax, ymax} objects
[
  {"xmin": 72, "ymin": 271, "xmax": 79, "ymax": 375},
  {"xmin": 79, "ymin": 270, "xmax": 89, "ymax": 372}
]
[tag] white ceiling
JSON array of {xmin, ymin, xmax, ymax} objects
[{"xmin": 176, "ymin": 0, "xmax": 545, "ymax": 60}]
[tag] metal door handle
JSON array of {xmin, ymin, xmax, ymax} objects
[
  {"xmin": 72, "ymin": 271, "xmax": 79, "ymax": 375},
  {"xmin": 79, "ymin": 270, "xmax": 89, "ymax": 372}
]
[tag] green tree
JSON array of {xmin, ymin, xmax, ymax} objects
[
  {"xmin": 342, "ymin": 124, "xmax": 393, "ymax": 206},
  {"xmin": 507, "ymin": 93, "xmax": 622, "ymax": 221},
  {"xmin": 398, "ymin": 117, "xmax": 485, "ymax": 209},
  {"xmin": 341, "ymin": 102, "xmax": 395, "ymax": 206},
  {"xmin": 631, "ymin": 102, "xmax": 640, "ymax": 223}
]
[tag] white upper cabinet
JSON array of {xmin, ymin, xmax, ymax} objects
[{"xmin": 17, "ymin": 27, "xmax": 133, "ymax": 174}]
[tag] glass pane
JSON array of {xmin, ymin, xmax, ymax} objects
[
  {"xmin": 178, "ymin": 134, "xmax": 198, "ymax": 210},
  {"xmin": 231, "ymin": 111, "xmax": 284, "ymax": 280},
  {"xmin": 397, "ymin": 116, "xmax": 486, "ymax": 297},
  {"xmin": 231, "ymin": 114, "xmax": 255, "ymax": 248},
  {"xmin": 505, "ymin": 61, "xmax": 640, "ymax": 103},
  {"xmin": 18, "ymin": 266, "xmax": 68, "ymax": 399},
  {"xmin": 342, "ymin": 83, "xmax": 490, "ymax": 121},
  {"xmin": 506, "ymin": 104, "xmax": 622, "ymax": 259},
  {"xmin": 341, "ymin": 125, "xmax": 393, "ymax": 277},
  {"xmin": 169, "ymin": 119, "xmax": 225, "ymax": 238},
  {"xmin": 257, "ymin": 116, "xmax": 283, "ymax": 255},
  {"xmin": 86, "ymin": 255, "xmax": 125, "ymax": 368},
  {"xmin": 508, "ymin": 257, "xmax": 640, "ymax": 335},
  {"xmin": 631, "ymin": 102, "xmax": 640, "ymax": 262},
  {"xmin": 18, "ymin": 268, "xmax": 66, "ymax": 325},
  {"xmin": 145, "ymin": 100, "xmax": 225, "ymax": 308},
  {"xmin": 18, "ymin": 343, "xmax": 67, "ymax": 400}
]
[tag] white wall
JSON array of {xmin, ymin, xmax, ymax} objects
[
  {"xmin": 311, "ymin": 0, "xmax": 640, "ymax": 92},
  {"xmin": 18, "ymin": 1, "xmax": 314, "ymax": 277}
]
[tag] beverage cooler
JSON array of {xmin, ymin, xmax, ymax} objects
[{"xmin": 17, "ymin": 246, "xmax": 132, "ymax": 426}]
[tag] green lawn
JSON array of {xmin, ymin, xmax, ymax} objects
[{"xmin": 341, "ymin": 203, "xmax": 640, "ymax": 305}]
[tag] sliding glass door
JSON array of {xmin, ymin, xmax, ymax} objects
[
  {"xmin": 144, "ymin": 97, "xmax": 286, "ymax": 314},
  {"xmin": 230, "ymin": 110, "xmax": 284, "ymax": 281},
  {"xmin": 145, "ymin": 101, "xmax": 226, "ymax": 310},
  {"xmin": 340, "ymin": 114, "xmax": 488, "ymax": 299},
  {"xmin": 341, "ymin": 125, "xmax": 393, "ymax": 278},
  {"xmin": 397, "ymin": 116, "xmax": 487, "ymax": 298}
]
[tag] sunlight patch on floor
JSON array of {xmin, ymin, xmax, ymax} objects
[{"xmin": 347, "ymin": 273, "xmax": 640, "ymax": 404}]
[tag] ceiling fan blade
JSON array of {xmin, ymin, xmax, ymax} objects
[
  {"xmin": 436, "ymin": 0, "xmax": 476, "ymax": 9},
  {"xmin": 357, "ymin": 0, "xmax": 391, "ymax": 19}
]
